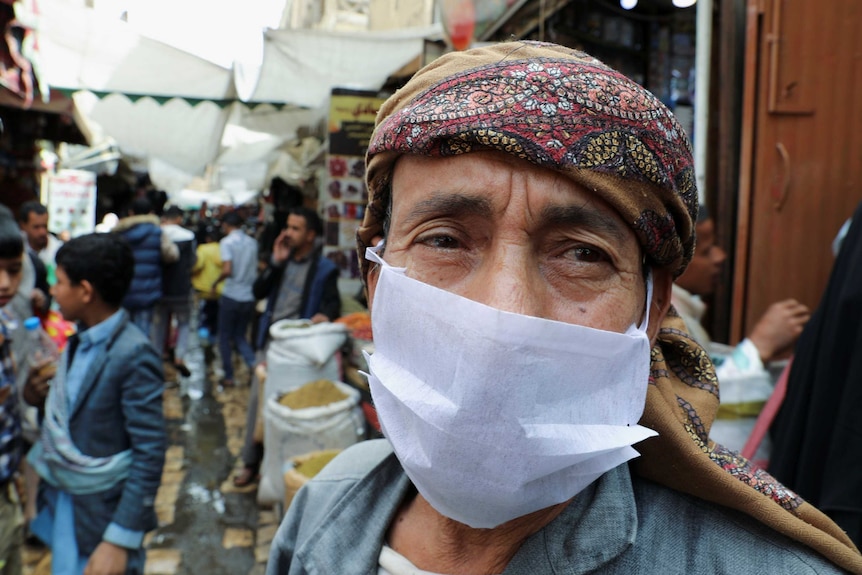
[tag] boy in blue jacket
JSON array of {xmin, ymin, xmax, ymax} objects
[{"xmin": 28, "ymin": 233, "xmax": 166, "ymax": 575}]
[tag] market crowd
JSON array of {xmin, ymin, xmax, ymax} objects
[{"xmin": 0, "ymin": 178, "xmax": 349, "ymax": 575}]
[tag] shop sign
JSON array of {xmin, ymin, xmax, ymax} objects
[
  {"xmin": 323, "ymin": 88, "xmax": 386, "ymax": 279},
  {"xmin": 47, "ymin": 169, "xmax": 97, "ymax": 238}
]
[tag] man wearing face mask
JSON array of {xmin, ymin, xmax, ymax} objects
[{"xmin": 267, "ymin": 42, "xmax": 862, "ymax": 575}]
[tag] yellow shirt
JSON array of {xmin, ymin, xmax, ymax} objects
[{"xmin": 192, "ymin": 242, "xmax": 224, "ymax": 299}]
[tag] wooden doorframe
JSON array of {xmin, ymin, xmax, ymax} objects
[
  {"xmin": 709, "ymin": 0, "xmax": 749, "ymax": 344},
  {"xmin": 728, "ymin": 0, "xmax": 765, "ymax": 343}
]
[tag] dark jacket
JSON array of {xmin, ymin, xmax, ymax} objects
[
  {"xmin": 114, "ymin": 215, "xmax": 178, "ymax": 310},
  {"xmin": 38, "ymin": 310, "xmax": 165, "ymax": 563},
  {"xmin": 28, "ymin": 250, "xmax": 51, "ymax": 314},
  {"xmin": 160, "ymin": 224, "xmax": 196, "ymax": 300},
  {"xmin": 253, "ymin": 251, "xmax": 340, "ymax": 348}
]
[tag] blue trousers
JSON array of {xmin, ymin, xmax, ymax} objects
[{"xmin": 217, "ymin": 296, "xmax": 256, "ymax": 381}]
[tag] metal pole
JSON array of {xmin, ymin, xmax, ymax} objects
[{"xmin": 694, "ymin": 0, "xmax": 713, "ymax": 205}]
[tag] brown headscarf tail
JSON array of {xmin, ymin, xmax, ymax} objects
[{"xmin": 641, "ymin": 312, "xmax": 862, "ymax": 572}]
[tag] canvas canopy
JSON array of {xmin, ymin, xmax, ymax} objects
[{"xmin": 15, "ymin": 0, "xmax": 440, "ymax": 193}]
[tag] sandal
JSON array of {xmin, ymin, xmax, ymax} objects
[{"xmin": 232, "ymin": 466, "xmax": 259, "ymax": 488}]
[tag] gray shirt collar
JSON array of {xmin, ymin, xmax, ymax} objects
[{"xmin": 295, "ymin": 453, "xmax": 637, "ymax": 574}]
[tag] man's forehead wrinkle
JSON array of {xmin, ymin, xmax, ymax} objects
[
  {"xmin": 538, "ymin": 202, "xmax": 628, "ymax": 243},
  {"xmin": 399, "ymin": 192, "xmax": 494, "ymax": 228}
]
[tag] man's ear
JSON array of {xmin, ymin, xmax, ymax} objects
[
  {"xmin": 646, "ymin": 267, "xmax": 673, "ymax": 345},
  {"xmin": 364, "ymin": 235, "xmax": 385, "ymax": 313}
]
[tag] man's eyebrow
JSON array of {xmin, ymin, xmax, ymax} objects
[
  {"xmin": 539, "ymin": 204, "xmax": 628, "ymax": 242},
  {"xmin": 400, "ymin": 193, "xmax": 494, "ymax": 228}
]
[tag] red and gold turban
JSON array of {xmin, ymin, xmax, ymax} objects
[{"xmin": 359, "ymin": 41, "xmax": 697, "ymax": 280}]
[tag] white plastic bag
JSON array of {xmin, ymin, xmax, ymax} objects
[
  {"xmin": 265, "ymin": 320, "xmax": 347, "ymax": 400},
  {"xmin": 258, "ymin": 381, "xmax": 365, "ymax": 505},
  {"xmin": 268, "ymin": 320, "xmax": 348, "ymax": 366}
]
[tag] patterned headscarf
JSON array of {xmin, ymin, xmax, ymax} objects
[
  {"xmin": 359, "ymin": 41, "xmax": 697, "ymax": 279},
  {"xmin": 359, "ymin": 41, "xmax": 862, "ymax": 573}
]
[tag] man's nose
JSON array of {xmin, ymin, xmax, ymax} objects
[
  {"xmin": 461, "ymin": 246, "xmax": 544, "ymax": 317},
  {"xmin": 0, "ymin": 271, "xmax": 9, "ymax": 291},
  {"xmin": 713, "ymin": 245, "xmax": 727, "ymax": 265}
]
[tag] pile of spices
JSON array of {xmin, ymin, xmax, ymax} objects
[{"xmin": 278, "ymin": 379, "xmax": 347, "ymax": 409}]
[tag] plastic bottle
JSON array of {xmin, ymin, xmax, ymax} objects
[{"xmin": 23, "ymin": 316, "xmax": 60, "ymax": 378}]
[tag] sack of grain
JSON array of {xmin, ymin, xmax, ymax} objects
[
  {"xmin": 258, "ymin": 380, "xmax": 364, "ymax": 505},
  {"xmin": 283, "ymin": 449, "xmax": 342, "ymax": 510}
]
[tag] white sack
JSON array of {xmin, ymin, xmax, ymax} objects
[
  {"xmin": 268, "ymin": 320, "xmax": 348, "ymax": 367},
  {"xmin": 258, "ymin": 381, "xmax": 365, "ymax": 505}
]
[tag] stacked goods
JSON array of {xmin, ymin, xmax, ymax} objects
[
  {"xmin": 264, "ymin": 319, "xmax": 347, "ymax": 405},
  {"xmin": 258, "ymin": 379, "xmax": 364, "ymax": 506},
  {"xmin": 337, "ymin": 312, "xmax": 375, "ymax": 374},
  {"xmin": 336, "ymin": 312, "xmax": 372, "ymax": 341},
  {"xmin": 283, "ymin": 449, "xmax": 342, "ymax": 509},
  {"xmin": 261, "ymin": 318, "xmax": 347, "ymax": 452}
]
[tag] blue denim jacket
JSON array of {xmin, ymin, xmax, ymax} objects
[
  {"xmin": 267, "ymin": 440, "xmax": 847, "ymax": 575},
  {"xmin": 35, "ymin": 310, "xmax": 165, "ymax": 560}
]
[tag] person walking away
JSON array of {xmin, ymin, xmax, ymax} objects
[
  {"xmin": 212, "ymin": 211, "xmax": 257, "ymax": 388},
  {"xmin": 113, "ymin": 198, "xmax": 178, "ymax": 341},
  {"xmin": 232, "ymin": 207, "xmax": 340, "ymax": 487},
  {"xmin": 191, "ymin": 227, "xmax": 222, "ymax": 344},
  {"xmin": 26, "ymin": 233, "xmax": 166, "ymax": 575},
  {"xmin": 153, "ymin": 206, "xmax": 196, "ymax": 378}
]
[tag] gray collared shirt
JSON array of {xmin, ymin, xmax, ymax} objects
[
  {"xmin": 219, "ymin": 229, "xmax": 258, "ymax": 302},
  {"xmin": 268, "ymin": 439, "xmax": 847, "ymax": 574}
]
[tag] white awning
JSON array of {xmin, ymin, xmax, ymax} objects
[{"xmin": 235, "ymin": 25, "xmax": 439, "ymax": 107}]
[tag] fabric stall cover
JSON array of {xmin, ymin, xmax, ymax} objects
[{"xmin": 235, "ymin": 25, "xmax": 439, "ymax": 108}]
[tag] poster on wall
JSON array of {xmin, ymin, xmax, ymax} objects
[
  {"xmin": 47, "ymin": 169, "xmax": 97, "ymax": 238},
  {"xmin": 323, "ymin": 88, "xmax": 386, "ymax": 279}
]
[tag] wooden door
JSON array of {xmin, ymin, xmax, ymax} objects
[{"xmin": 732, "ymin": 0, "xmax": 862, "ymax": 342}]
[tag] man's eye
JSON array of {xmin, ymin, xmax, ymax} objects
[
  {"xmin": 421, "ymin": 235, "xmax": 460, "ymax": 249},
  {"xmin": 568, "ymin": 246, "xmax": 607, "ymax": 263}
]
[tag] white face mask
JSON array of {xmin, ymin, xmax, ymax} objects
[{"xmin": 363, "ymin": 245, "xmax": 658, "ymax": 529}]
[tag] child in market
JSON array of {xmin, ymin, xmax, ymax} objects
[
  {"xmin": 28, "ymin": 233, "xmax": 166, "ymax": 575},
  {"xmin": 0, "ymin": 207, "xmax": 25, "ymax": 575}
]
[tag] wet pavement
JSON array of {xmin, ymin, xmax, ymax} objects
[{"xmin": 22, "ymin": 338, "xmax": 280, "ymax": 575}]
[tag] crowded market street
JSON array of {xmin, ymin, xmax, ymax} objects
[{"xmin": 22, "ymin": 347, "xmax": 276, "ymax": 575}]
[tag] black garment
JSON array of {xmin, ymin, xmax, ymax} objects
[
  {"xmin": 768, "ymin": 201, "xmax": 862, "ymax": 546},
  {"xmin": 28, "ymin": 251, "xmax": 51, "ymax": 314},
  {"xmin": 161, "ymin": 227, "xmax": 196, "ymax": 299}
]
